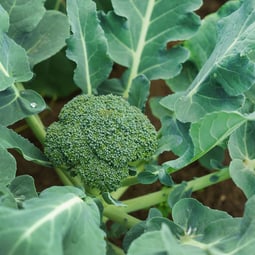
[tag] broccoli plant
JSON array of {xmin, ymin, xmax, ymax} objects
[{"xmin": 2, "ymin": 0, "xmax": 255, "ymax": 255}]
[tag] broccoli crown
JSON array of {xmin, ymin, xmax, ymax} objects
[{"xmin": 44, "ymin": 94, "xmax": 157, "ymax": 193}]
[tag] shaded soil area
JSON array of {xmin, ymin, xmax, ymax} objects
[{"xmin": 15, "ymin": 0, "xmax": 246, "ymax": 219}]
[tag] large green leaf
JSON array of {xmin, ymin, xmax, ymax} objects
[
  {"xmin": 229, "ymin": 122, "xmax": 255, "ymax": 198},
  {"xmin": 66, "ymin": 0, "xmax": 112, "ymax": 94},
  {"xmin": 0, "ymin": 86, "xmax": 46, "ymax": 126},
  {"xmin": 163, "ymin": 111, "xmax": 250, "ymax": 170},
  {"xmin": 18, "ymin": 11, "xmax": 69, "ymax": 67},
  {"xmin": 24, "ymin": 50, "xmax": 78, "ymax": 98},
  {"xmin": 0, "ymin": 33, "xmax": 33, "ymax": 91},
  {"xmin": 1, "ymin": 1, "xmax": 69, "ymax": 67},
  {"xmin": 164, "ymin": 0, "xmax": 255, "ymax": 123},
  {"xmin": 100, "ymin": 0, "xmax": 202, "ymax": 101},
  {"xmin": 0, "ymin": 125, "xmax": 50, "ymax": 166},
  {"xmin": 0, "ymin": 186, "xmax": 106, "ymax": 255},
  {"xmin": 0, "ymin": 0, "xmax": 46, "ymax": 36},
  {"xmin": 0, "ymin": 4, "xmax": 9, "ymax": 32},
  {"xmin": 172, "ymin": 198, "xmax": 231, "ymax": 235},
  {"xmin": 127, "ymin": 197, "xmax": 255, "ymax": 254}
]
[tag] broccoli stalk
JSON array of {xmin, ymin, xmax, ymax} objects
[{"xmin": 44, "ymin": 94, "xmax": 158, "ymax": 194}]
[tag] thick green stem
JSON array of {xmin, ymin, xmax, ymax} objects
[
  {"xmin": 107, "ymin": 242, "xmax": 125, "ymax": 255},
  {"xmin": 123, "ymin": 168, "xmax": 230, "ymax": 213},
  {"xmin": 103, "ymin": 205, "xmax": 141, "ymax": 229},
  {"xmin": 25, "ymin": 114, "xmax": 46, "ymax": 144}
]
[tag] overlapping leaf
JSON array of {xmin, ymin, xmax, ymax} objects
[
  {"xmin": 163, "ymin": 111, "xmax": 252, "ymax": 170},
  {"xmin": 163, "ymin": 0, "xmax": 255, "ymax": 123},
  {"xmin": 19, "ymin": 11, "xmax": 69, "ymax": 67},
  {"xmin": 0, "ymin": 186, "xmax": 106, "ymax": 255},
  {"xmin": 0, "ymin": 146, "xmax": 16, "ymax": 186},
  {"xmin": 229, "ymin": 122, "xmax": 255, "ymax": 198},
  {"xmin": 0, "ymin": 87, "xmax": 46, "ymax": 126},
  {"xmin": 66, "ymin": 0, "xmax": 112, "ymax": 94},
  {"xmin": 100, "ymin": 0, "xmax": 202, "ymax": 103},
  {"xmin": 0, "ymin": 0, "xmax": 46, "ymax": 35},
  {"xmin": 0, "ymin": 33, "xmax": 33, "ymax": 91},
  {"xmin": 0, "ymin": 125, "xmax": 50, "ymax": 166},
  {"xmin": 1, "ymin": 0, "xmax": 69, "ymax": 67},
  {"xmin": 128, "ymin": 197, "xmax": 255, "ymax": 254}
]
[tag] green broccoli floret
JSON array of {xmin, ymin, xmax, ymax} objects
[{"xmin": 44, "ymin": 94, "xmax": 157, "ymax": 193}]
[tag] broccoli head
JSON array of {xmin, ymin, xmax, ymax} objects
[{"xmin": 44, "ymin": 94, "xmax": 158, "ymax": 193}]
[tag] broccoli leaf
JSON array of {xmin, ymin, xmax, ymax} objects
[
  {"xmin": 100, "ymin": 0, "xmax": 202, "ymax": 101},
  {"xmin": 0, "ymin": 125, "xmax": 50, "ymax": 167},
  {"xmin": 128, "ymin": 198, "xmax": 255, "ymax": 254},
  {"xmin": 0, "ymin": 87, "xmax": 46, "ymax": 126},
  {"xmin": 0, "ymin": 186, "xmax": 106, "ymax": 255},
  {"xmin": 17, "ymin": 11, "xmax": 70, "ymax": 67},
  {"xmin": 164, "ymin": 0, "xmax": 255, "ymax": 123},
  {"xmin": 66, "ymin": 0, "xmax": 112, "ymax": 94},
  {"xmin": 1, "ymin": 1, "xmax": 69, "ymax": 67},
  {"xmin": 0, "ymin": 4, "xmax": 9, "ymax": 32},
  {"xmin": 0, "ymin": 146, "xmax": 16, "ymax": 186},
  {"xmin": 163, "ymin": 111, "xmax": 251, "ymax": 170},
  {"xmin": 229, "ymin": 122, "xmax": 255, "ymax": 198},
  {"xmin": 0, "ymin": 33, "xmax": 33, "ymax": 91},
  {"xmin": 0, "ymin": 0, "xmax": 46, "ymax": 36}
]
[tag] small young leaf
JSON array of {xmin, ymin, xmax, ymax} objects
[
  {"xmin": 127, "ymin": 75, "xmax": 150, "ymax": 109},
  {"xmin": 168, "ymin": 182, "xmax": 192, "ymax": 208},
  {"xmin": 9, "ymin": 175, "xmax": 38, "ymax": 206},
  {"xmin": 66, "ymin": 0, "xmax": 112, "ymax": 94},
  {"xmin": 137, "ymin": 171, "xmax": 158, "ymax": 185},
  {"xmin": 102, "ymin": 192, "xmax": 126, "ymax": 207},
  {"xmin": 158, "ymin": 168, "xmax": 174, "ymax": 187}
]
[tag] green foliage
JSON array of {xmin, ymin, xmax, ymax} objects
[
  {"xmin": 2, "ymin": 0, "xmax": 255, "ymax": 254},
  {"xmin": 44, "ymin": 94, "xmax": 158, "ymax": 193},
  {"xmin": 0, "ymin": 186, "xmax": 106, "ymax": 255}
]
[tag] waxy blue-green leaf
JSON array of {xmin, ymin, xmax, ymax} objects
[
  {"xmin": 163, "ymin": 111, "xmax": 250, "ymax": 170},
  {"xmin": 229, "ymin": 122, "xmax": 255, "ymax": 198},
  {"xmin": 66, "ymin": 0, "xmax": 112, "ymax": 94},
  {"xmin": 127, "ymin": 223, "xmax": 204, "ymax": 255},
  {"xmin": 1, "ymin": 1, "xmax": 69, "ymax": 67},
  {"xmin": 165, "ymin": 0, "xmax": 255, "ymax": 123},
  {"xmin": 9, "ymin": 175, "xmax": 38, "ymax": 203},
  {"xmin": 0, "ymin": 186, "xmax": 106, "ymax": 255},
  {"xmin": 25, "ymin": 50, "xmax": 78, "ymax": 98},
  {"xmin": 190, "ymin": 111, "xmax": 247, "ymax": 160},
  {"xmin": 0, "ymin": 33, "xmax": 33, "ymax": 91},
  {"xmin": 18, "ymin": 11, "xmax": 70, "ymax": 67},
  {"xmin": 0, "ymin": 125, "xmax": 50, "ymax": 166},
  {"xmin": 0, "ymin": 4, "xmax": 9, "ymax": 32},
  {"xmin": 0, "ymin": 87, "xmax": 46, "ymax": 126},
  {"xmin": 101, "ymin": 0, "xmax": 202, "ymax": 100},
  {"xmin": 0, "ymin": 146, "xmax": 16, "ymax": 186},
  {"xmin": 0, "ymin": 0, "xmax": 46, "ymax": 35},
  {"xmin": 172, "ymin": 198, "xmax": 231, "ymax": 235}
]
